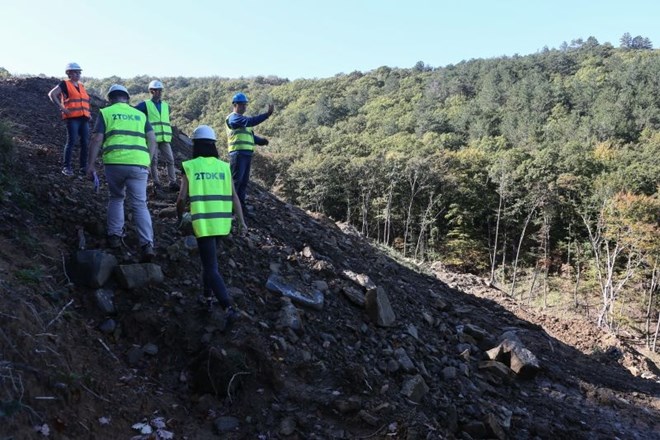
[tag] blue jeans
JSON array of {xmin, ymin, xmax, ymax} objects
[
  {"xmin": 229, "ymin": 151, "xmax": 252, "ymax": 210},
  {"xmin": 197, "ymin": 236, "xmax": 231, "ymax": 308},
  {"xmin": 104, "ymin": 165, "xmax": 153, "ymax": 247},
  {"xmin": 63, "ymin": 117, "xmax": 89, "ymax": 170}
]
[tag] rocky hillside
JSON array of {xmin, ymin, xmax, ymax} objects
[{"xmin": 0, "ymin": 77, "xmax": 659, "ymax": 440}]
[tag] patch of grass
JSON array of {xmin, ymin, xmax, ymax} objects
[
  {"xmin": 15, "ymin": 268, "xmax": 43, "ymax": 284},
  {"xmin": 14, "ymin": 231, "xmax": 40, "ymax": 255},
  {"xmin": 0, "ymin": 118, "xmax": 15, "ymax": 170}
]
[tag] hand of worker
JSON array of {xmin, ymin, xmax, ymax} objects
[{"xmin": 237, "ymin": 221, "xmax": 248, "ymax": 237}]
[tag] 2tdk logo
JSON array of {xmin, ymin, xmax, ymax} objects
[
  {"xmin": 194, "ymin": 172, "xmax": 225, "ymax": 181},
  {"xmin": 111, "ymin": 114, "xmax": 142, "ymax": 121}
]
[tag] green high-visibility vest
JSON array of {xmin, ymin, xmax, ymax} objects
[
  {"xmin": 100, "ymin": 103, "xmax": 150, "ymax": 167},
  {"xmin": 225, "ymin": 113, "xmax": 255, "ymax": 152},
  {"xmin": 145, "ymin": 100, "xmax": 172, "ymax": 142},
  {"xmin": 182, "ymin": 157, "xmax": 233, "ymax": 237}
]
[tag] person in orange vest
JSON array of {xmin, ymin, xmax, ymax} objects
[
  {"xmin": 48, "ymin": 62, "xmax": 91, "ymax": 177},
  {"xmin": 176, "ymin": 125, "xmax": 246, "ymax": 328}
]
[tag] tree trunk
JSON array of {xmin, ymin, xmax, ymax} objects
[
  {"xmin": 653, "ymin": 312, "xmax": 660, "ymax": 353},
  {"xmin": 490, "ymin": 192, "xmax": 504, "ymax": 284},
  {"xmin": 500, "ymin": 230, "xmax": 508, "ymax": 288},
  {"xmin": 527, "ymin": 264, "xmax": 539, "ymax": 305},
  {"xmin": 510, "ymin": 201, "xmax": 539, "ymax": 298},
  {"xmin": 645, "ymin": 260, "xmax": 658, "ymax": 348},
  {"xmin": 414, "ymin": 193, "xmax": 442, "ymax": 261},
  {"xmin": 384, "ymin": 183, "xmax": 393, "ymax": 246},
  {"xmin": 573, "ymin": 239, "xmax": 582, "ymax": 309}
]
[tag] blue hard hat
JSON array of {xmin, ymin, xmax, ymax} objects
[{"xmin": 232, "ymin": 92, "xmax": 249, "ymax": 104}]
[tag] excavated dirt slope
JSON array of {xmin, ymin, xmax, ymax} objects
[{"xmin": 0, "ymin": 77, "xmax": 659, "ymax": 439}]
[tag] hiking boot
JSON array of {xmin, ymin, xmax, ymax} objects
[
  {"xmin": 141, "ymin": 243, "xmax": 155, "ymax": 262},
  {"xmin": 107, "ymin": 235, "xmax": 122, "ymax": 249},
  {"xmin": 168, "ymin": 182, "xmax": 179, "ymax": 192},
  {"xmin": 61, "ymin": 167, "xmax": 74, "ymax": 177},
  {"xmin": 152, "ymin": 183, "xmax": 164, "ymax": 197}
]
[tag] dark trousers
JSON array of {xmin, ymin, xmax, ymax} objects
[
  {"xmin": 229, "ymin": 151, "xmax": 252, "ymax": 211},
  {"xmin": 63, "ymin": 117, "xmax": 89, "ymax": 170},
  {"xmin": 197, "ymin": 236, "xmax": 231, "ymax": 308}
]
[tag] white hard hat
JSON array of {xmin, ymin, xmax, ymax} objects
[
  {"xmin": 191, "ymin": 125, "xmax": 216, "ymax": 141},
  {"xmin": 148, "ymin": 80, "xmax": 163, "ymax": 90},
  {"xmin": 65, "ymin": 62, "xmax": 82, "ymax": 72},
  {"xmin": 107, "ymin": 84, "xmax": 129, "ymax": 99}
]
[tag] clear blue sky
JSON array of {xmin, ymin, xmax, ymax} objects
[{"xmin": 1, "ymin": 0, "xmax": 658, "ymax": 80}]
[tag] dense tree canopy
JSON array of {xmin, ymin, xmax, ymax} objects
[{"xmin": 80, "ymin": 35, "xmax": 659, "ymax": 335}]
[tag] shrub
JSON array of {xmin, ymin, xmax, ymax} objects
[{"xmin": 0, "ymin": 119, "xmax": 15, "ymax": 169}]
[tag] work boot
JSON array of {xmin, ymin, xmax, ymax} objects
[
  {"xmin": 152, "ymin": 183, "xmax": 164, "ymax": 198},
  {"xmin": 107, "ymin": 235, "xmax": 122, "ymax": 249},
  {"xmin": 140, "ymin": 243, "xmax": 155, "ymax": 262},
  {"xmin": 61, "ymin": 167, "xmax": 74, "ymax": 177}
]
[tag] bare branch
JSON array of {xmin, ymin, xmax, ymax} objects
[
  {"xmin": 46, "ymin": 299, "xmax": 74, "ymax": 329},
  {"xmin": 227, "ymin": 371, "xmax": 251, "ymax": 403}
]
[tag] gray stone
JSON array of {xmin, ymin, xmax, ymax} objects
[
  {"xmin": 407, "ymin": 324, "xmax": 419, "ymax": 340},
  {"xmin": 478, "ymin": 360, "xmax": 513, "ymax": 383},
  {"xmin": 442, "ymin": 366, "xmax": 457, "ymax": 381},
  {"xmin": 276, "ymin": 297, "xmax": 303, "ymax": 332},
  {"xmin": 463, "ymin": 323, "xmax": 488, "ymax": 340},
  {"xmin": 358, "ymin": 410, "xmax": 380, "ymax": 426},
  {"xmin": 115, "ymin": 263, "xmax": 164, "ymax": 289},
  {"xmin": 484, "ymin": 413, "xmax": 507, "ymax": 440},
  {"xmin": 400, "ymin": 374, "xmax": 429, "ymax": 403},
  {"xmin": 266, "ymin": 273, "xmax": 324, "ymax": 310},
  {"xmin": 93, "ymin": 288, "xmax": 115, "ymax": 314},
  {"xmin": 458, "ymin": 363, "xmax": 470, "ymax": 377},
  {"xmin": 342, "ymin": 285, "xmax": 366, "ymax": 307},
  {"xmin": 68, "ymin": 250, "xmax": 118, "ymax": 288},
  {"xmin": 126, "ymin": 346, "xmax": 143, "ymax": 366},
  {"xmin": 98, "ymin": 319, "xmax": 116, "ymax": 334},
  {"xmin": 279, "ymin": 416, "xmax": 296, "ymax": 436},
  {"xmin": 463, "ymin": 421, "xmax": 487, "ymax": 438},
  {"xmin": 313, "ymin": 260, "xmax": 335, "ymax": 273},
  {"xmin": 143, "ymin": 343, "xmax": 158, "ymax": 356},
  {"xmin": 394, "ymin": 348, "xmax": 416, "ymax": 373},
  {"xmin": 365, "ymin": 287, "xmax": 396, "ymax": 327},
  {"xmin": 312, "ymin": 279, "xmax": 329, "ymax": 292},
  {"xmin": 301, "ymin": 246, "xmax": 316, "ymax": 259},
  {"xmin": 341, "ymin": 269, "xmax": 377, "ymax": 291},
  {"xmin": 214, "ymin": 416, "xmax": 239, "ymax": 433},
  {"xmin": 183, "ymin": 235, "xmax": 197, "ymax": 250},
  {"xmin": 486, "ymin": 339, "xmax": 540, "ymax": 378},
  {"xmin": 333, "ymin": 396, "xmax": 362, "ymax": 414}
]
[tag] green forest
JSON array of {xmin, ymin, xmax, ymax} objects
[{"xmin": 21, "ymin": 35, "xmax": 660, "ymax": 343}]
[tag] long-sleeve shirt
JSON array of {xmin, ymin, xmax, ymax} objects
[
  {"xmin": 226, "ymin": 111, "xmax": 270, "ymax": 149},
  {"xmin": 134, "ymin": 100, "xmax": 162, "ymax": 115}
]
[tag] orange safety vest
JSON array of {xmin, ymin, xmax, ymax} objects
[{"xmin": 62, "ymin": 80, "xmax": 91, "ymax": 119}]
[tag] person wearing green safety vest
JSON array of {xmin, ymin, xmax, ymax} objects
[
  {"xmin": 176, "ymin": 125, "xmax": 247, "ymax": 330},
  {"xmin": 86, "ymin": 84, "xmax": 158, "ymax": 263},
  {"xmin": 225, "ymin": 92, "xmax": 274, "ymax": 217},
  {"xmin": 135, "ymin": 80, "xmax": 178, "ymax": 192}
]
